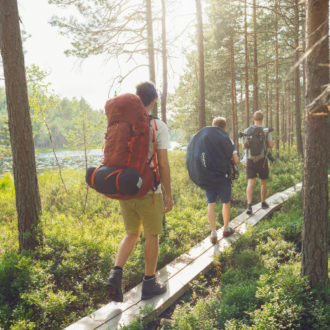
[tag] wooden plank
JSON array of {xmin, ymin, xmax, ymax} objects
[{"xmin": 66, "ymin": 182, "xmax": 302, "ymax": 330}]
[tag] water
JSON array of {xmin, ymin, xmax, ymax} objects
[{"xmin": 0, "ymin": 141, "xmax": 185, "ymax": 174}]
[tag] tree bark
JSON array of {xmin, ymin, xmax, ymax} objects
[
  {"xmin": 196, "ymin": 0, "xmax": 206, "ymax": 128},
  {"xmin": 244, "ymin": 0, "xmax": 250, "ymax": 127},
  {"xmin": 294, "ymin": 0, "xmax": 303, "ymax": 156},
  {"xmin": 280, "ymin": 94, "xmax": 284, "ymax": 148},
  {"xmin": 146, "ymin": 0, "xmax": 157, "ymax": 117},
  {"xmin": 301, "ymin": 4, "xmax": 306, "ymax": 108},
  {"xmin": 301, "ymin": 0, "xmax": 328, "ymax": 287},
  {"xmin": 229, "ymin": 14, "xmax": 238, "ymax": 150},
  {"xmin": 275, "ymin": 0, "xmax": 280, "ymax": 157},
  {"xmin": 252, "ymin": 0, "xmax": 259, "ymax": 112},
  {"xmin": 161, "ymin": 0, "xmax": 168, "ymax": 123},
  {"xmin": 269, "ymin": 82, "xmax": 273, "ymax": 128},
  {"xmin": 265, "ymin": 65, "xmax": 269, "ymax": 127},
  {"xmin": 0, "ymin": 0, "xmax": 42, "ymax": 251},
  {"xmin": 287, "ymin": 80, "xmax": 292, "ymax": 148}
]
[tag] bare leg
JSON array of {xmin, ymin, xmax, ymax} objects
[
  {"xmin": 260, "ymin": 179, "xmax": 267, "ymax": 202},
  {"xmin": 115, "ymin": 233, "xmax": 140, "ymax": 268},
  {"xmin": 144, "ymin": 234, "xmax": 159, "ymax": 276},
  {"xmin": 246, "ymin": 178, "xmax": 255, "ymax": 204},
  {"xmin": 207, "ymin": 202, "xmax": 217, "ymax": 232},
  {"xmin": 222, "ymin": 202, "xmax": 231, "ymax": 228}
]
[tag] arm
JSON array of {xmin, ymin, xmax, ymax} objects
[
  {"xmin": 156, "ymin": 149, "xmax": 173, "ymax": 213},
  {"xmin": 242, "ymin": 137, "xmax": 249, "ymax": 150},
  {"xmin": 232, "ymin": 152, "xmax": 239, "ymax": 164}
]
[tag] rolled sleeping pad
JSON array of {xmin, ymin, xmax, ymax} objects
[{"xmin": 86, "ymin": 166, "xmax": 143, "ymax": 196}]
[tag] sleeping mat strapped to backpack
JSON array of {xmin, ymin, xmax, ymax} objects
[
  {"xmin": 86, "ymin": 166, "xmax": 142, "ymax": 196},
  {"xmin": 186, "ymin": 126, "xmax": 234, "ymax": 191}
]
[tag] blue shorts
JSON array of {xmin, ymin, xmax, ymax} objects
[{"xmin": 205, "ymin": 177, "xmax": 232, "ymax": 204}]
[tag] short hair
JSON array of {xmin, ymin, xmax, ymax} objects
[
  {"xmin": 136, "ymin": 81, "xmax": 158, "ymax": 106},
  {"xmin": 253, "ymin": 110, "xmax": 263, "ymax": 121},
  {"xmin": 212, "ymin": 117, "xmax": 226, "ymax": 129}
]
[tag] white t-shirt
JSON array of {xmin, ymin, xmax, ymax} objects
[
  {"xmin": 230, "ymin": 138, "xmax": 238, "ymax": 155},
  {"xmin": 148, "ymin": 118, "xmax": 170, "ymax": 193}
]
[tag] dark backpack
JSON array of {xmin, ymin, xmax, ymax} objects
[
  {"xmin": 186, "ymin": 126, "xmax": 234, "ymax": 190},
  {"xmin": 86, "ymin": 166, "xmax": 142, "ymax": 196},
  {"xmin": 245, "ymin": 125, "xmax": 266, "ymax": 160},
  {"xmin": 86, "ymin": 93, "xmax": 159, "ymax": 200}
]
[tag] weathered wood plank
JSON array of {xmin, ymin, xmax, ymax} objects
[{"xmin": 66, "ymin": 182, "xmax": 302, "ymax": 330}]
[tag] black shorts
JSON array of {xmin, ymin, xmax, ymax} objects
[{"xmin": 246, "ymin": 158, "xmax": 269, "ymax": 180}]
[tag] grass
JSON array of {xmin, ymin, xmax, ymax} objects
[{"xmin": 0, "ymin": 148, "xmax": 306, "ymax": 329}]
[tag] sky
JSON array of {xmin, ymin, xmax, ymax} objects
[{"xmin": 10, "ymin": 0, "xmax": 197, "ymax": 111}]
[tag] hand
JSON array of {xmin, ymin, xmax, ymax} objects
[
  {"xmin": 244, "ymin": 141, "xmax": 250, "ymax": 148},
  {"xmin": 163, "ymin": 194, "xmax": 174, "ymax": 213}
]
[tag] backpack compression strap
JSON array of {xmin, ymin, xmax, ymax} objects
[
  {"xmin": 90, "ymin": 166, "xmax": 100, "ymax": 188},
  {"xmin": 149, "ymin": 119, "xmax": 160, "ymax": 203},
  {"xmin": 105, "ymin": 169, "xmax": 124, "ymax": 192},
  {"xmin": 151, "ymin": 120, "xmax": 160, "ymax": 186}
]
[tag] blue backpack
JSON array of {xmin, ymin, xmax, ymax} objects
[{"xmin": 186, "ymin": 126, "xmax": 234, "ymax": 190}]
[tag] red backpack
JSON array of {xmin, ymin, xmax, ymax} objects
[{"xmin": 88, "ymin": 93, "xmax": 159, "ymax": 200}]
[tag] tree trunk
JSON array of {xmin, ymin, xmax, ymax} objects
[
  {"xmin": 252, "ymin": 0, "xmax": 259, "ymax": 112},
  {"xmin": 282, "ymin": 93, "xmax": 286, "ymax": 149},
  {"xmin": 146, "ymin": 0, "xmax": 157, "ymax": 117},
  {"xmin": 291, "ymin": 78, "xmax": 295, "ymax": 146},
  {"xmin": 0, "ymin": 0, "xmax": 42, "ymax": 251},
  {"xmin": 244, "ymin": 0, "xmax": 250, "ymax": 127},
  {"xmin": 287, "ymin": 81, "xmax": 292, "ymax": 148},
  {"xmin": 161, "ymin": 0, "xmax": 168, "ymax": 123},
  {"xmin": 229, "ymin": 16, "xmax": 238, "ymax": 150},
  {"xmin": 196, "ymin": 0, "xmax": 206, "ymax": 128},
  {"xmin": 301, "ymin": 5, "xmax": 306, "ymax": 108},
  {"xmin": 301, "ymin": 0, "xmax": 328, "ymax": 287},
  {"xmin": 269, "ymin": 82, "xmax": 273, "ymax": 127},
  {"xmin": 275, "ymin": 0, "xmax": 280, "ymax": 157},
  {"xmin": 294, "ymin": 0, "xmax": 303, "ymax": 156},
  {"xmin": 265, "ymin": 65, "xmax": 269, "ymax": 127}
]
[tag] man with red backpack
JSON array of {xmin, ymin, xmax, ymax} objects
[{"xmin": 106, "ymin": 81, "xmax": 173, "ymax": 302}]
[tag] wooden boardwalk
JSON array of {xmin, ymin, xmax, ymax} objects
[{"xmin": 66, "ymin": 182, "xmax": 302, "ymax": 330}]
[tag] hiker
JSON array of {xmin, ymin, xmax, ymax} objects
[
  {"xmin": 206, "ymin": 117, "xmax": 239, "ymax": 244},
  {"xmin": 106, "ymin": 81, "xmax": 173, "ymax": 302},
  {"xmin": 242, "ymin": 110, "xmax": 274, "ymax": 215}
]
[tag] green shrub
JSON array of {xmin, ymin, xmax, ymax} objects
[
  {"xmin": 172, "ymin": 280, "xmax": 258, "ymax": 329},
  {"xmin": 256, "ymin": 237, "xmax": 300, "ymax": 271}
]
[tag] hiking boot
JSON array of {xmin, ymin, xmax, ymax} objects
[
  {"xmin": 246, "ymin": 204, "xmax": 253, "ymax": 215},
  {"xmin": 106, "ymin": 268, "xmax": 123, "ymax": 302},
  {"xmin": 261, "ymin": 201, "xmax": 269, "ymax": 209},
  {"xmin": 210, "ymin": 231, "xmax": 217, "ymax": 245},
  {"xmin": 141, "ymin": 276, "xmax": 167, "ymax": 300},
  {"xmin": 223, "ymin": 227, "xmax": 235, "ymax": 238}
]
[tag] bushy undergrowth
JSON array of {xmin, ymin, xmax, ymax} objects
[
  {"xmin": 171, "ymin": 195, "xmax": 330, "ymax": 330},
  {"xmin": 0, "ymin": 148, "xmax": 305, "ymax": 329}
]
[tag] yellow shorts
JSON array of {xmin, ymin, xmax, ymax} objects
[{"xmin": 119, "ymin": 193, "xmax": 164, "ymax": 235}]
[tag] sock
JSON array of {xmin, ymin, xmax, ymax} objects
[
  {"xmin": 248, "ymin": 204, "xmax": 252, "ymax": 208},
  {"xmin": 144, "ymin": 274, "xmax": 155, "ymax": 280},
  {"xmin": 114, "ymin": 266, "xmax": 122, "ymax": 271},
  {"xmin": 211, "ymin": 231, "xmax": 217, "ymax": 237}
]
